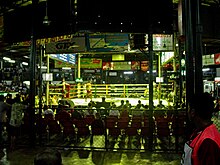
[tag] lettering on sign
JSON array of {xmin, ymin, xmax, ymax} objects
[{"xmin": 55, "ymin": 42, "xmax": 77, "ymax": 50}]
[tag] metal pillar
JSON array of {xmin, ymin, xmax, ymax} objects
[
  {"xmin": 77, "ymin": 54, "xmax": 81, "ymax": 98},
  {"xmin": 158, "ymin": 52, "xmax": 161, "ymax": 103},
  {"xmin": 194, "ymin": 0, "xmax": 203, "ymax": 95},
  {"xmin": 148, "ymin": 30, "xmax": 154, "ymax": 151},
  {"xmin": 46, "ymin": 53, "xmax": 50, "ymax": 105},
  {"xmin": 29, "ymin": 0, "xmax": 39, "ymax": 147},
  {"xmin": 184, "ymin": 0, "xmax": 194, "ymax": 103},
  {"xmin": 38, "ymin": 45, "xmax": 44, "ymax": 145}
]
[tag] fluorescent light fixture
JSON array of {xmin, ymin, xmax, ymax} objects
[
  {"xmin": 147, "ymin": 70, "xmax": 157, "ymax": 73},
  {"xmin": 23, "ymin": 56, "xmax": 29, "ymax": 59},
  {"xmin": 22, "ymin": 62, "xmax": 28, "ymax": 66},
  {"xmin": 10, "ymin": 49, "xmax": 18, "ymax": 53},
  {"xmin": 124, "ymin": 71, "xmax": 133, "ymax": 74},
  {"xmin": 8, "ymin": 60, "xmax": 15, "ymax": 63},
  {"xmin": 38, "ymin": 65, "xmax": 47, "ymax": 69},
  {"xmin": 23, "ymin": 81, "xmax": 30, "ymax": 86},
  {"xmin": 202, "ymin": 68, "xmax": 210, "ymax": 72},
  {"xmin": 3, "ymin": 57, "xmax": 11, "ymax": 61},
  {"xmin": 62, "ymin": 67, "xmax": 71, "ymax": 70}
]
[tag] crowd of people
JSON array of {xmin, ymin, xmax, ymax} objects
[
  {"xmin": 31, "ymin": 92, "xmax": 220, "ymax": 165},
  {"xmin": 1, "ymin": 90, "xmax": 220, "ymax": 165}
]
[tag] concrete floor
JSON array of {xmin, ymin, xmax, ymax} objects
[{"xmin": 0, "ymin": 146, "xmax": 181, "ymax": 165}]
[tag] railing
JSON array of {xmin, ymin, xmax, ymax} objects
[{"xmin": 49, "ymin": 83, "xmax": 173, "ymax": 99}]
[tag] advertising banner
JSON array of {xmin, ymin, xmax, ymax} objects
[
  {"xmin": 214, "ymin": 53, "xmax": 220, "ymax": 65},
  {"xmin": 88, "ymin": 33, "xmax": 129, "ymax": 52},
  {"xmin": 45, "ymin": 36, "xmax": 86, "ymax": 54},
  {"xmin": 81, "ymin": 58, "xmax": 102, "ymax": 68},
  {"xmin": 50, "ymin": 54, "xmax": 76, "ymax": 64},
  {"xmin": 54, "ymin": 60, "xmax": 75, "ymax": 68}
]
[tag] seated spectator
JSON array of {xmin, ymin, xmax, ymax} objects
[
  {"xmin": 109, "ymin": 109, "xmax": 120, "ymax": 117},
  {"xmin": 43, "ymin": 105, "xmax": 54, "ymax": 116},
  {"xmin": 91, "ymin": 113, "xmax": 104, "ymax": 128},
  {"xmin": 99, "ymin": 97, "xmax": 110, "ymax": 109},
  {"xmin": 71, "ymin": 109, "xmax": 83, "ymax": 120},
  {"xmin": 125, "ymin": 100, "xmax": 132, "ymax": 109},
  {"xmin": 109, "ymin": 102, "xmax": 117, "ymax": 109},
  {"xmin": 156, "ymin": 100, "xmax": 166, "ymax": 109},
  {"xmin": 135, "ymin": 100, "xmax": 144, "ymax": 110},
  {"xmin": 120, "ymin": 107, "xmax": 129, "ymax": 118},
  {"xmin": 34, "ymin": 148, "xmax": 62, "ymax": 165},
  {"xmin": 117, "ymin": 100, "xmax": 125, "ymax": 110},
  {"xmin": 84, "ymin": 102, "xmax": 97, "ymax": 116},
  {"xmin": 90, "ymin": 113, "xmax": 105, "ymax": 144},
  {"xmin": 56, "ymin": 105, "xmax": 71, "ymax": 119},
  {"xmin": 132, "ymin": 109, "xmax": 143, "ymax": 117}
]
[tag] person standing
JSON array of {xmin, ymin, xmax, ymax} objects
[
  {"xmin": 181, "ymin": 92, "xmax": 220, "ymax": 165},
  {"xmin": 61, "ymin": 77, "xmax": 70, "ymax": 98},
  {"xmin": 9, "ymin": 96, "xmax": 27, "ymax": 150},
  {"xmin": 85, "ymin": 80, "xmax": 92, "ymax": 101},
  {"xmin": 0, "ymin": 95, "xmax": 11, "ymax": 145}
]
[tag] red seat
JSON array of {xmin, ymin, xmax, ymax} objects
[
  {"xmin": 62, "ymin": 120, "xmax": 76, "ymax": 140},
  {"xmin": 44, "ymin": 114, "xmax": 54, "ymax": 121},
  {"xmin": 84, "ymin": 115, "xmax": 95, "ymax": 125},
  {"xmin": 74, "ymin": 119, "xmax": 90, "ymax": 140},
  {"xmin": 47, "ymin": 120, "xmax": 62, "ymax": 138},
  {"xmin": 36, "ymin": 117, "xmax": 48, "ymax": 136}
]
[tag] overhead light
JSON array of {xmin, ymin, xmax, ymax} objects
[
  {"xmin": 62, "ymin": 67, "xmax": 71, "ymax": 70},
  {"xmin": 43, "ymin": 0, "xmax": 51, "ymax": 26},
  {"xmin": 43, "ymin": 15, "xmax": 51, "ymax": 26},
  {"xmin": 8, "ymin": 60, "xmax": 15, "ymax": 63},
  {"xmin": 202, "ymin": 68, "xmax": 210, "ymax": 72},
  {"xmin": 23, "ymin": 56, "xmax": 29, "ymax": 59},
  {"xmin": 10, "ymin": 49, "xmax": 18, "ymax": 53},
  {"xmin": 3, "ymin": 57, "xmax": 11, "ymax": 61},
  {"xmin": 124, "ymin": 71, "xmax": 133, "ymax": 75},
  {"xmin": 22, "ymin": 62, "xmax": 29, "ymax": 66},
  {"xmin": 38, "ymin": 66, "xmax": 47, "ymax": 69}
]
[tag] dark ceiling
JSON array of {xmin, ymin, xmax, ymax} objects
[{"xmin": 0, "ymin": 0, "xmax": 220, "ymax": 64}]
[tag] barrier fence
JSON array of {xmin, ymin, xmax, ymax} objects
[{"xmin": 10, "ymin": 108, "xmax": 188, "ymax": 153}]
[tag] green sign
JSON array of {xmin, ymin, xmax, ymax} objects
[{"xmin": 75, "ymin": 78, "xmax": 83, "ymax": 83}]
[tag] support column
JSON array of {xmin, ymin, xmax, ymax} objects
[
  {"xmin": 184, "ymin": 0, "xmax": 195, "ymax": 103},
  {"xmin": 29, "ymin": 0, "xmax": 39, "ymax": 147},
  {"xmin": 148, "ymin": 30, "xmax": 154, "ymax": 151},
  {"xmin": 194, "ymin": 0, "xmax": 203, "ymax": 95},
  {"xmin": 77, "ymin": 54, "xmax": 81, "ymax": 98},
  {"xmin": 46, "ymin": 53, "xmax": 50, "ymax": 105}
]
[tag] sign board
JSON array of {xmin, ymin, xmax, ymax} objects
[
  {"xmin": 45, "ymin": 37, "xmax": 86, "ymax": 54},
  {"xmin": 131, "ymin": 34, "xmax": 173, "ymax": 51},
  {"xmin": 80, "ymin": 58, "xmax": 102, "ymax": 69},
  {"xmin": 75, "ymin": 78, "xmax": 83, "ymax": 83},
  {"xmin": 152, "ymin": 34, "xmax": 173, "ymax": 51},
  {"xmin": 88, "ymin": 33, "xmax": 129, "ymax": 52},
  {"xmin": 203, "ymin": 54, "xmax": 215, "ymax": 66},
  {"xmin": 49, "ymin": 54, "xmax": 76, "ymax": 64},
  {"xmin": 161, "ymin": 52, "xmax": 174, "ymax": 64},
  {"xmin": 54, "ymin": 60, "xmax": 75, "ymax": 68},
  {"xmin": 42, "ymin": 73, "xmax": 53, "ymax": 81},
  {"xmin": 214, "ymin": 53, "xmax": 220, "ymax": 65}
]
